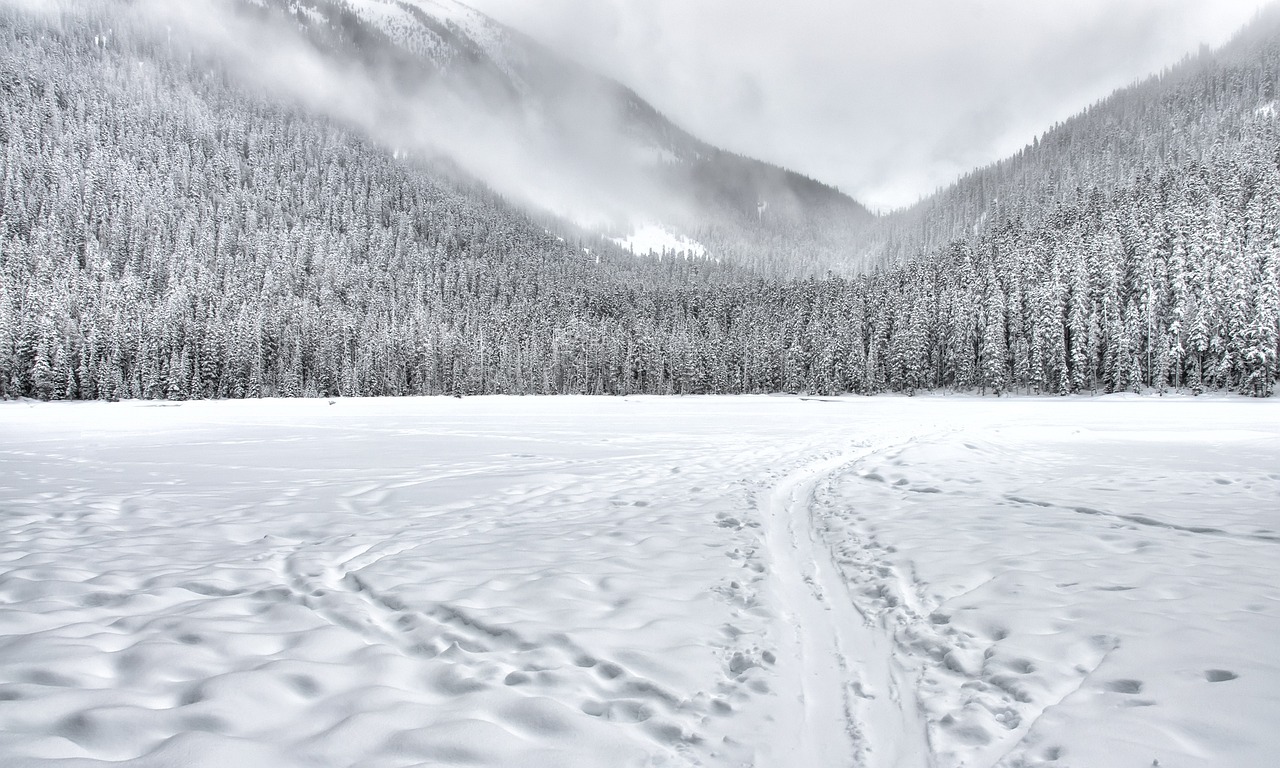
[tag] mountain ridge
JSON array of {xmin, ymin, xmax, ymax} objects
[
  {"xmin": 861, "ymin": 5, "xmax": 1280, "ymax": 265},
  {"xmin": 235, "ymin": 0, "xmax": 874, "ymax": 275}
]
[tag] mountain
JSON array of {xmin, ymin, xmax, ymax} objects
[
  {"xmin": 224, "ymin": 0, "xmax": 874, "ymax": 276},
  {"xmin": 861, "ymin": 6, "xmax": 1280, "ymax": 265},
  {"xmin": 0, "ymin": 0, "xmax": 1275, "ymax": 401}
]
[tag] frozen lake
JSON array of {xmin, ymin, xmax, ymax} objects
[{"xmin": 1, "ymin": 395, "xmax": 1277, "ymax": 767}]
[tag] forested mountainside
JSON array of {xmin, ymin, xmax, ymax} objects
[
  {"xmin": 242, "ymin": 0, "xmax": 873, "ymax": 277},
  {"xmin": 0, "ymin": 1, "xmax": 1277, "ymax": 400},
  {"xmin": 865, "ymin": 7, "xmax": 1280, "ymax": 266}
]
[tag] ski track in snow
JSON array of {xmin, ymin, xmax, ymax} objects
[
  {"xmin": 758, "ymin": 438, "xmax": 935, "ymax": 768},
  {"xmin": 0, "ymin": 395, "xmax": 1277, "ymax": 767}
]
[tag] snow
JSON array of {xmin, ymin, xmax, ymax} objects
[
  {"xmin": 401, "ymin": 0, "xmax": 513, "ymax": 66},
  {"xmin": 1255, "ymin": 100, "xmax": 1275, "ymax": 118},
  {"xmin": 335, "ymin": 0, "xmax": 405, "ymax": 28},
  {"xmin": 408, "ymin": 0, "xmax": 494, "ymax": 39},
  {"xmin": 339, "ymin": 0, "xmax": 533, "ymax": 98},
  {"xmin": 336, "ymin": 0, "xmax": 513, "ymax": 71},
  {"xmin": 611, "ymin": 224, "xmax": 707, "ymax": 258},
  {"xmin": 0, "ymin": 395, "xmax": 1276, "ymax": 767},
  {"xmin": 339, "ymin": 0, "xmax": 454, "ymax": 61}
]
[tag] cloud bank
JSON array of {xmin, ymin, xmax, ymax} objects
[
  {"xmin": 470, "ymin": 0, "xmax": 1272, "ymax": 210},
  {"xmin": 123, "ymin": 0, "xmax": 675, "ymax": 230}
]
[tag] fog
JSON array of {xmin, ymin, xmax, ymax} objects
[
  {"xmin": 131, "ymin": 0, "xmax": 682, "ymax": 232},
  {"xmin": 471, "ymin": 0, "xmax": 1272, "ymax": 211},
  {"xmin": 14, "ymin": 0, "xmax": 1268, "ymax": 234}
]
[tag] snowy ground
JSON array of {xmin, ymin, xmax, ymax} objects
[
  {"xmin": 610, "ymin": 224, "xmax": 707, "ymax": 258},
  {"xmin": 0, "ymin": 395, "xmax": 1276, "ymax": 768}
]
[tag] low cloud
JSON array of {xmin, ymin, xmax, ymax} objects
[
  {"xmin": 118, "ymin": 0, "xmax": 677, "ymax": 230},
  {"xmin": 471, "ymin": 0, "xmax": 1271, "ymax": 210}
]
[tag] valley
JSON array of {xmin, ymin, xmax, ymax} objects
[{"xmin": 0, "ymin": 2, "xmax": 1277, "ymax": 765}]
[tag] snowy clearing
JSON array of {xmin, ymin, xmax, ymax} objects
[
  {"xmin": 0, "ymin": 395, "xmax": 1276, "ymax": 767},
  {"xmin": 610, "ymin": 225, "xmax": 707, "ymax": 258}
]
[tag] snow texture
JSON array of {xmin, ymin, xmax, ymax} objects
[
  {"xmin": 0, "ymin": 395, "xmax": 1276, "ymax": 767},
  {"xmin": 611, "ymin": 225, "xmax": 707, "ymax": 258}
]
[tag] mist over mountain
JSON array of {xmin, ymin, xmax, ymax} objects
[
  {"xmin": 162, "ymin": 0, "xmax": 874, "ymax": 276},
  {"xmin": 0, "ymin": 0, "xmax": 1276, "ymax": 400},
  {"xmin": 864, "ymin": 7, "xmax": 1280, "ymax": 264}
]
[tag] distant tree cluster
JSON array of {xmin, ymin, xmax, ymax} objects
[{"xmin": 1, "ymin": 5, "xmax": 1276, "ymax": 400}]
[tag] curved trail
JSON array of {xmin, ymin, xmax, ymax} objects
[{"xmin": 760, "ymin": 442, "xmax": 933, "ymax": 768}]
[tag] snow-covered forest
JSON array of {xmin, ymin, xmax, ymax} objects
[{"xmin": 1, "ymin": 2, "xmax": 1277, "ymax": 401}]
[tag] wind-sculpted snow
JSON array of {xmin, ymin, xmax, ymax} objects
[{"xmin": 0, "ymin": 396, "xmax": 1276, "ymax": 767}]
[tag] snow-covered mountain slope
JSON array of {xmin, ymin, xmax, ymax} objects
[
  {"xmin": 236, "ymin": 0, "xmax": 872, "ymax": 275},
  {"xmin": 341, "ymin": 0, "xmax": 544, "ymax": 91},
  {"xmin": 863, "ymin": 5, "xmax": 1280, "ymax": 265}
]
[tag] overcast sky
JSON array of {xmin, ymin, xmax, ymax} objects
[{"xmin": 468, "ymin": 0, "xmax": 1271, "ymax": 211}]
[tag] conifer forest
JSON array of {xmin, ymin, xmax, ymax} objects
[{"xmin": 1, "ymin": 2, "xmax": 1277, "ymax": 401}]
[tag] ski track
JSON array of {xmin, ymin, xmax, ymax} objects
[
  {"xmin": 759, "ymin": 438, "xmax": 937, "ymax": 768},
  {"xmin": 1, "ymin": 397, "xmax": 1277, "ymax": 768},
  {"xmin": 811, "ymin": 450, "xmax": 1120, "ymax": 768}
]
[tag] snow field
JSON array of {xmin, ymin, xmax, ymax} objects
[
  {"xmin": 814, "ymin": 411, "xmax": 1280, "ymax": 767},
  {"xmin": 0, "ymin": 395, "xmax": 1276, "ymax": 767},
  {"xmin": 611, "ymin": 225, "xmax": 707, "ymax": 258}
]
